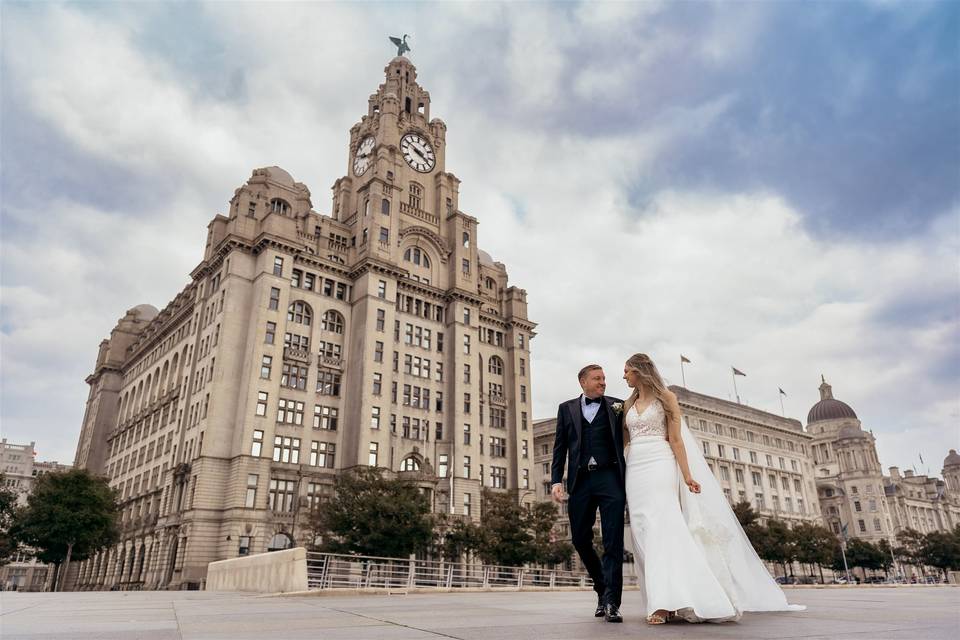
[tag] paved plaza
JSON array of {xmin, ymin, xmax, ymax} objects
[{"xmin": 1, "ymin": 587, "xmax": 958, "ymax": 640}]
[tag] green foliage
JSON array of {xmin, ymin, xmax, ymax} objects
[
  {"xmin": 10, "ymin": 469, "xmax": 119, "ymax": 567},
  {"xmin": 434, "ymin": 514, "xmax": 483, "ymax": 562},
  {"xmin": 919, "ymin": 526, "xmax": 960, "ymax": 577},
  {"xmin": 791, "ymin": 522, "xmax": 839, "ymax": 569},
  {"xmin": 475, "ymin": 489, "xmax": 533, "ymax": 566},
  {"xmin": 833, "ymin": 537, "xmax": 886, "ymax": 572},
  {"xmin": 308, "ymin": 466, "xmax": 434, "ymax": 558},
  {"xmin": 894, "ymin": 528, "xmax": 926, "ymax": 567},
  {"xmin": 0, "ymin": 474, "xmax": 19, "ymax": 565},
  {"xmin": 732, "ymin": 501, "xmax": 760, "ymax": 529}
]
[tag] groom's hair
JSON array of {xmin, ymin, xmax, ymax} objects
[{"xmin": 578, "ymin": 364, "xmax": 603, "ymax": 381}]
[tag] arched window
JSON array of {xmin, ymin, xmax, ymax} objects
[
  {"xmin": 462, "ymin": 232, "xmax": 470, "ymax": 248},
  {"xmin": 488, "ymin": 356, "xmax": 504, "ymax": 376},
  {"xmin": 403, "ymin": 247, "xmax": 430, "ymax": 268},
  {"xmin": 400, "ymin": 456, "xmax": 420, "ymax": 472},
  {"xmin": 381, "ymin": 199, "xmax": 390, "ymax": 215},
  {"xmin": 287, "ymin": 301, "xmax": 312, "ymax": 326},
  {"xmin": 267, "ymin": 532, "xmax": 292, "ymax": 552},
  {"xmin": 408, "ymin": 182, "xmax": 423, "ymax": 209},
  {"xmin": 322, "ymin": 310, "xmax": 344, "ymax": 334},
  {"xmin": 486, "ymin": 277, "xmax": 495, "ymax": 290},
  {"xmin": 270, "ymin": 198, "xmax": 290, "ymax": 215}
]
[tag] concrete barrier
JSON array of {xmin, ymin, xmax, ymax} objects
[{"xmin": 206, "ymin": 547, "xmax": 308, "ymax": 593}]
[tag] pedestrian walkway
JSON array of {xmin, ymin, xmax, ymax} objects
[{"xmin": 1, "ymin": 586, "xmax": 957, "ymax": 639}]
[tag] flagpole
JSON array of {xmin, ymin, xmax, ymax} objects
[
  {"xmin": 680, "ymin": 356, "xmax": 687, "ymax": 388},
  {"xmin": 779, "ymin": 393, "xmax": 785, "ymax": 416},
  {"xmin": 732, "ymin": 368, "xmax": 740, "ymax": 404}
]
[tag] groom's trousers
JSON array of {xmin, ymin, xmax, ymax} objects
[{"xmin": 567, "ymin": 466, "xmax": 625, "ymax": 607}]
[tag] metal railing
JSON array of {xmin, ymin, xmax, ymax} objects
[{"xmin": 305, "ymin": 552, "xmax": 596, "ymax": 590}]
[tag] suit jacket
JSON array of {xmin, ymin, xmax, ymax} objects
[{"xmin": 551, "ymin": 395, "xmax": 626, "ymax": 493}]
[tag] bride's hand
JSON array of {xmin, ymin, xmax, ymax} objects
[{"xmin": 684, "ymin": 477, "xmax": 701, "ymax": 494}]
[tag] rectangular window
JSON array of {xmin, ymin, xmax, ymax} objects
[
  {"xmin": 268, "ymin": 478, "xmax": 296, "ymax": 512},
  {"xmin": 463, "ymin": 455, "xmax": 471, "ymax": 478},
  {"xmin": 260, "ymin": 355, "xmax": 272, "ymax": 379},
  {"xmin": 462, "ymin": 258, "xmax": 469, "ymax": 274},
  {"xmin": 749, "ymin": 451, "xmax": 758, "ymax": 464},
  {"xmin": 751, "ymin": 471, "xmax": 762, "ymax": 485},
  {"xmin": 292, "ymin": 269, "xmax": 302, "ymax": 288},
  {"xmin": 463, "ymin": 364, "xmax": 471, "ymax": 383},
  {"xmin": 276, "ymin": 399, "xmax": 305, "ymax": 425},
  {"xmin": 491, "ymin": 466, "xmax": 507, "ymax": 489},
  {"xmin": 313, "ymin": 405, "xmax": 338, "ymax": 431},
  {"xmin": 717, "ymin": 444, "xmax": 725, "ymax": 458},
  {"xmin": 766, "ymin": 454, "xmax": 773, "ymax": 467},
  {"xmin": 265, "ymin": 321, "xmax": 276, "ymax": 344},
  {"xmin": 438, "ymin": 454, "xmax": 449, "ymax": 478},
  {"xmin": 304, "ymin": 273, "xmax": 315, "ymax": 291},
  {"xmin": 250, "ymin": 429, "xmax": 263, "ymax": 458},
  {"xmin": 522, "ymin": 469, "xmax": 529, "ymax": 489},
  {"xmin": 463, "ymin": 335, "xmax": 470, "ymax": 354},
  {"xmin": 281, "ymin": 363, "xmax": 308, "ymax": 390},
  {"xmin": 316, "ymin": 369, "xmax": 341, "ymax": 396},
  {"xmin": 245, "ymin": 474, "xmax": 259, "ymax": 508},
  {"xmin": 255, "ymin": 392, "xmax": 268, "ymax": 417},
  {"xmin": 372, "ymin": 373, "xmax": 382, "ymax": 395},
  {"xmin": 268, "ymin": 287, "xmax": 280, "ymax": 310},
  {"xmin": 373, "ymin": 340, "xmax": 384, "ymax": 363},
  {"xmin": 520, "ymin": 359, "xmax": 526, "ymax": 376},
  {"xmin": 463, "ymin": 492, "xmax": 471, "ymax": 517},
  {"xmin": 735, "ymin": 469, "xmax": 744, "ymax": 484},
  {"xmin": 768, "ymin": 474, "xmax": 776, "ymax": 489},
  {"xmin": 858, "ymin": 519, "xmax": 867, "ymax": 533},
  {"xmin": 379, "ymin": 227, "xmax": 389, "ymax": 243},
  {"xmin": 463, "ymin": 423, "xmax": 471, "ymax": 445},
  {"xmin": 376, "ymin": 309, "xmax": 385, "ymax": 332},
  {"xmin": 720, "ymin": 466, "xmax": 730, "ymax": 481},
  {"xmin": 778, "ymin": 457, "xmax": 785, "ymax": 470},
  {"xmin": 238, "ymin": 535, "xmax": 252, "ymax": 556},
  {"xmin": 310, "ymin": 441, "xmax": 335, "ymax": 468},
  {"xmin": 521, "ymin": 440, "xmax": 529, "ymax": 458},
  {"xmin": 371, "ymin": 406, "xmax": 381, "ymax": 430},
  {"xmin": 378, "ymin": 280, "xmax": 387, "ymax": 298},
  {"xmin": 463, "ymin": 307, "xmax": 471, "ymax": 324},
  {"xmin": 732, "ymin": 447, "xmax": 740, "ymax": 461},
  {"xmin": 368, "ymin": 442, "xmax": 379, "ymax": 467},
  {"xmin": 702, "ymin": 441, "xmax": 710, "ymax": 457},
  {"xmin": 520, "ymin": 385, "xmax": 527, "ymax": 403},
  {"xmin": 272, "ymin": 436, "xmax": 301, "ymax": 463},
  {"xmin": 437, "ymin": 332, "xmax": 444, "ymax": 352},
  {"xmin": 464, "ymin": 393, "xmax": 471, "ymax": 414}
]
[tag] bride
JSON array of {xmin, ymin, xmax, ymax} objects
[{"xmin": 621, "ymin": 353, "xmax": 805, "ymax": 624}]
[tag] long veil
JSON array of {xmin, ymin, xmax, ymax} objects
[{"xmin": 677, "ymin": 420, "xmax": 806, "ymax": 614}]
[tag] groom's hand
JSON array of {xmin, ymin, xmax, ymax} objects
[{"xmin": 551, "ymin": 483, "xmax": 566, "ymax": 503}]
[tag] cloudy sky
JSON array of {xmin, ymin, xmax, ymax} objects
[{"xmin": 2, "ymin": 1, "xmax": 958, "ymax": 476}]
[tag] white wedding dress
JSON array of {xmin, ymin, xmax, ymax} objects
[{"xmin": 625, "ymin": 400, "xmax": 805, "ymax": 622}]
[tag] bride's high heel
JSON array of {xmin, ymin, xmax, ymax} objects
[{"xmin": 646, "ymin": 611, "xmax": 669, "ymax": 625}]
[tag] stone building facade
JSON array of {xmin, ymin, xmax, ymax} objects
[
  {"xmin": 70, "ymin": 56, "xmax": 536, "ymax": 590},
  {"xmin": 807, "ymin": 378, "xmax": 894, "ymax": 543}
]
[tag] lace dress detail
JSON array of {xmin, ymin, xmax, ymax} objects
[{"xmin": 626, "ymin": 400, "xmax": 667, "ymax": 439}]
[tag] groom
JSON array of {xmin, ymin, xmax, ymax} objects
[{"xmin": 551, "ymin": 364, "xmax": 626, "ymax": 623}]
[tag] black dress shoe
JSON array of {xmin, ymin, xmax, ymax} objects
[
  {"xmin": 594, "ymin": 595, "xmax": 605, "ymax": 617},
  {"xmin": 604, "ymin": 603, "xmax": 623, "ymax": 623}
]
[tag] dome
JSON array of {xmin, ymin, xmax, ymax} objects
[
  {"xmin": 129, "ymin": 304, "xmax": 159, "ymax": 321},
  {"xmin": 478, "ymin": 249, "xmax": 496, "ymax": 267},
  {"xmin": 808, "ymin": 399, "xmax": 858, "ymax": 423},
  {"xmin": 807, "ymin": 377, "xmax": 858, "ymax": 424},
  {"xmin": 944, "ymin": 449, "xmax": 960, "ymax": 468},
  {"xmin": 262, "ymin": 166, "xmax": 295, "ymax": 187}
]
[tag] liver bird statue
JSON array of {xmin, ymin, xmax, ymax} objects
[{"xmin": 389, "ymin": 34, "xmax": 411, "ymax": 57}]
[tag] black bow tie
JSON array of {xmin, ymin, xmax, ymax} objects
[{"xmin": 584, "ymin": 396, "xmax": 602, "ymax": 405}]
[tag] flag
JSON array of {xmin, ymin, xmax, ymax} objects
[
  {"xmin": 779, "ymin": 388, "xmax": 787, "ymax": 396},
  {"xmin": 919, "ymin": 453, "xmax": 924, "ymax": 464},
  {"xmin": 681, "ymin": 355, "xmax": 691, "ymax": 364},
  {"xmin": 841, "ymin": 522, "xmax": 849, "ymax": 541},
  {"xmin": 732, "ymin": 367, "xmax": 746, "ymax": 376}
]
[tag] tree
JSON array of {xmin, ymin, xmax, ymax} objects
[
  {"xmin": 476, "ymin": 489, "xmax": 533, "ymax": 566},
  {"xmin": 526, "ymin": 501, "xmax": 573, "ymax": 567},
  {"xmin": 757, "ymin": 519, "xmax": 796, "ymax": 576},
  {"xmin": 435, "ymin": 514, "xmax": 482, "ymax": 562},
  {"xmin": 10, "ymin": 469, "xmax": 119, "ymax": 590},
  {"xmin": 836, "ymin": 538, "xmax": 885, "ymax": 578},
  {"xmin": 791, "ymin": 523, "xmax": 839, "ymax": 582},
  {"xmin": 308, "ymin": 467, "xmax": 434, "ymax": 558},
  {"xmin": 732, "ymin": 502, "xmax": 767, "ymax": 553},
  {"xmin": 919, "ymin": 527, "xmax": 960, "ymax": 581},
  {"xmin": 0, "ymin": 474, "xmax": 19, "ymax": 565},
  {"xmin": 894, "ymin": 528, "xmax": 926, "ymax": 575},
  {"xmin": 732, "ymin": 501, "xmax": 760, "ymax": 529},
  {"xmin": 876, "ymin": 539, "xmax": 895, "ymax": 576}
]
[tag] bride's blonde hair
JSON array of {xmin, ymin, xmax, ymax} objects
[{"xmin": 624, "ymin": 353, "xmax": 677, "ymax": 428}]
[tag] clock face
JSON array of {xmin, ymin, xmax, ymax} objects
[
  {"xmin": 400, "ymin": 133, "xmax": 436, "ymax": 173},
  {"xmin": 353, "ymin": 136, "xmax": 375, "ymax": 176}
]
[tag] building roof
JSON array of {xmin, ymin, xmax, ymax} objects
[
  {"xmin": 944, "ymin": 449, "xmax": 960, "ymax": 468},
  {"xmin": 837, "ymin": 424, "xmax": 868, "ymax": 440},
  {"xmin": 807, "ymin": 377, "xmax": 858, "ymax": 423}
]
